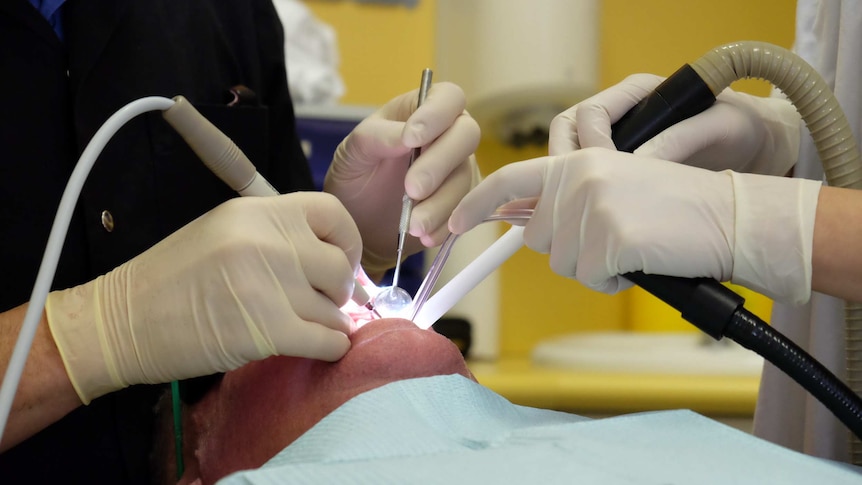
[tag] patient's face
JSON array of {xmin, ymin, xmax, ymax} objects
[{"xmin": 176, "ymin": 318, "xmax": 473, "ymax": 485}]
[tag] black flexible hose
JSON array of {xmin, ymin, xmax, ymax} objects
[{"xmin": 725, "ymin": 308, "xmax": 862, "ymax": 441}]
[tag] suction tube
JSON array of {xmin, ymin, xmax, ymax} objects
[
  {"xmin": 611, "ymin": 41, "xmax": 862, "ymax": 457},
  {"xmin": 725, "ymin": 309, "xmax": 862, "ymax": 442}
]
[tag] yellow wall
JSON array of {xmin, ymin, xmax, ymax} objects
[
  {"xmin": 302, "ymin": 1, "xmax": 437, "ymax": 105},
  {"xmin": 305, "ymin": 0, "xmax": 797, "ymax": 357},
  {"xmin": 602, "ymin": 1, "xmax": 797, "ymax": 95}
]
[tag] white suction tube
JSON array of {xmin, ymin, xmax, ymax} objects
[{"xmin": 413, "ymin": 225, "xmax": 524, "ymax": 329}]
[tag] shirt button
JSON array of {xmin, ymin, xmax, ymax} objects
[{"xmin": 101, "ymin": 210, "xmax": 115, "ymax": 232}]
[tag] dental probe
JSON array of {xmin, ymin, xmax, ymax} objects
[
  {"xmin": 391, "ymin": 68, "xmax": 433, "ymax": 289},
  {"xmin": 162, "ymin": 95, "xmax": 375, "ymax": 311}
]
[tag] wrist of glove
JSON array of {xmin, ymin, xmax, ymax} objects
[
  {"xmin": 730, "ymin": 171, "xmax": 821, "ymax": 303},
  {"xmin": 549, "ymin": 73, "xmax": 802, "ymax": 177},
  {"xmin": 450, "ymin": 147, "xmax": 820, "ymax": 304},
  {"xmin": 46, "ymin": 193, "xmax": 356, "ymax": 404}
]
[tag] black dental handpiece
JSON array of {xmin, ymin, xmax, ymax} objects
[{"xmin": 609, "ymin": 64, "xmax": 744, "ymax": 340}]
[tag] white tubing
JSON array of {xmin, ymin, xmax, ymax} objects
[
  {"xmin": 413, "ymin": 226, "xmax": 525, "ymax": 329},
  {"xmin": 0, "ymin": 96, "xmax": 176, "ymax": 442}
]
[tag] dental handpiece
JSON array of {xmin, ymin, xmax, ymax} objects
[
  {"xmin": 391, "ymin": 68, "xmax": 433, "ymax": 289},
  {"xmin": 162, "ymin": 95, "xmax": 373, "ymax": 308}
]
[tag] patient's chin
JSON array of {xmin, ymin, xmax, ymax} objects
[
  {"xmin": 341, "ymin": 318, "xmax": 473, "ymax": 383},
  {"xmin": 185, "ymin": 318, "xmax": 473, "ymax": 485}
]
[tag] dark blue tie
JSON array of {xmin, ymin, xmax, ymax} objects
[{"xmin": 29, "ymin": 0, "xmax": 66, "ymax": 41}]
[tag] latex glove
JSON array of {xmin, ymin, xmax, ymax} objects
[
  {"xmin": 548, "ymin": 73, "xmax": 802, "ymax": 176},
  {"xmin": 450, "ymin": 147, "xmax": 821, "ymax": 304},
  {"xmin": 324, "ymin": 82, "xmax": 481, "ymax": 277},
  {"xmin": 45, "ymin": 193, "xmax": 357, "ymax": 404}
]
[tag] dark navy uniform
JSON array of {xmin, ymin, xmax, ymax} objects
[{"xmin": 0, "ymin": 0, "xmax": 313, "ymax": 482}]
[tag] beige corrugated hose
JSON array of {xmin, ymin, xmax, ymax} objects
[{"xmin": 691, "ymin": 40, "xmax": 862, "ymax": 464}]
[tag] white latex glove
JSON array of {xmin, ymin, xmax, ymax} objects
[
  {"xmin": 45, "ymin": 192, "xmax": 358, "ymax": 404},
  {"xmin": 450, "ymin": 147, "xmax": 821, "ymax": 304},
  {"xmin": 324, "ymin": 82, "xmax": 481, "ymax": 277},
  {"xmin": 548, "ymin": 73, "xmax": 802, "ymax": 176}
]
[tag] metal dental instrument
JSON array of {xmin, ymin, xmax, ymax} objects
[
  {"xmin": 369, "ymin": 69, "xmax": 434, "ymax": 318},
  {"xmin": 391, "ymin": 68, "xmax": 433, "ymax": 290}
]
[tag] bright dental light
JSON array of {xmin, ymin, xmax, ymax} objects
[
  {"xmin": 340, "ymin": 268, "xmax": 420, "ymax": 329},
  {"xmin": 339, "ymin": 269, "xmax": 403, "ymax": 328}
]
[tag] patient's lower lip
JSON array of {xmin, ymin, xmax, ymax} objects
[{"xmin": 349, "ymin": 318, "xmax": 423, "ymax": 345}]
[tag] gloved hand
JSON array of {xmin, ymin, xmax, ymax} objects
[
  {"xmin": 324, "ymin": 82, "xmax": 481, "ymax": 278},
  {"xmin": 548, "ymin": 73, "xmax": 802, "ymax": 176},
  {"xmin": 45, "ymin": 192, "xmax": 358, "ymax": 404},
  {"xmin": 449, "ymin": 147, "xmax": 821, "ymax": 304}
]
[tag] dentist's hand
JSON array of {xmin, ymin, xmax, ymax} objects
[
  {"xmin": 450, "ymin": 147, "xmax": 821, "ymax": 304},
  {"xmin": 549, "ymin": 73, "xmax": 801, "ymax": 176},
  {"xmin": 45, "ymin": 193, "xmax": 357, "ymax": 404},
  {"xmin": 324, "ymin": 82, "xmax": 481, "ymax": 278}
]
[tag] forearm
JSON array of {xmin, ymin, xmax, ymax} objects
[
  {"xmin": 811, "ymin": 186, "xmax": 862, "ymax": 301},
  {"xmin": 0, "ymin": 302, "xmax": 81, "ymax": 452}
]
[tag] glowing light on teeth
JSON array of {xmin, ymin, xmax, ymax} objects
[{"xmin": 340, "ymin": 270, "xmax": 415, "ymax": 328}]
